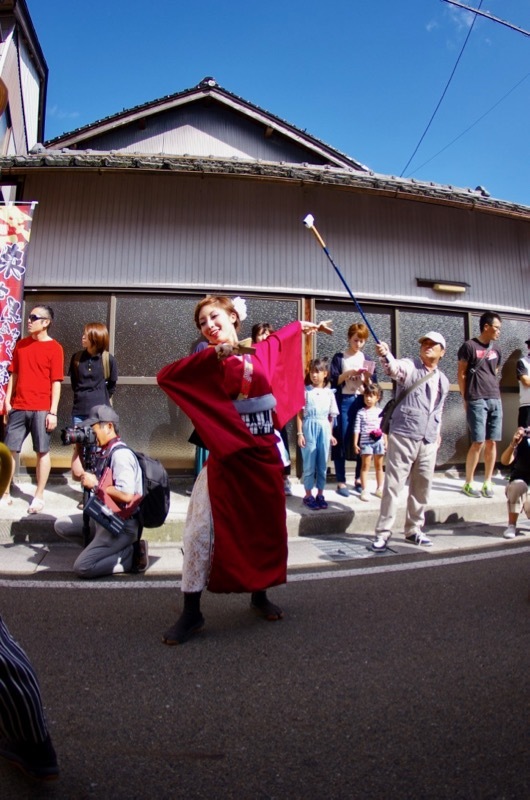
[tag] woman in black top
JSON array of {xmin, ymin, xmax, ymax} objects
[{"xmin": 69, "ymin": 322, "xmax": 118, "ymax": 479}]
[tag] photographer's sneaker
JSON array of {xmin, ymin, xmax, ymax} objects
[
  {"xmin": 503, "ymin": 524, "xmax": 516, "ymax": 539},
  {"xmin": 481, "ymin": 482, "xmax": 494, "ymax": 498},
  {"xmin": 371, "ymin": 533, "xmax": 391, "ymax": 552},
  {"xmin": 462, "ymin": 482, "xmax": 481, "ymax": 498}
]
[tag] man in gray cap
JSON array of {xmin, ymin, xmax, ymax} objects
[
  {"xmin": 73, "ymin": 404, "xmax": 146, "ymax": 577},
  {"xmin": 371, "ymin": 332, "xmax": 449, "ymax": 551},
  {"xmin": 516, "ymin": 337, "xmax": 530, "ymax": 429}
]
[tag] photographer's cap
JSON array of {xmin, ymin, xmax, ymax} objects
[
  {"xmin": 418, "ymin": 331, "xmax": 446, "ymax": 349},
  {"xmin": 86, "ymin": 404, "xmax": 119, "ymax": 427}
]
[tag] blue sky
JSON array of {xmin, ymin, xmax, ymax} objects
[{"xmin": 27, "ymin": 0, "xmax": 530, "ymax": 206}]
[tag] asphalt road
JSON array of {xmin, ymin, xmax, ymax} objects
[{"xmin": 0, "ymin": 549, "xmax": 528, "ymax": 800}]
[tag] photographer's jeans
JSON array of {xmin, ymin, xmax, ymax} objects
[{"xmin": 74, "ymin": 517, "xmax": 139, "ymax": 578}]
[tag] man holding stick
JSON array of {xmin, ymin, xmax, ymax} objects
[{"xmin": 371, "ymin": 333, "xmax": 449, "ymax": 551}]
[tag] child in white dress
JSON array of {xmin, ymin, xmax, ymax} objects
[{"xmin": 297, "ymin": 358, "xmax": 339, "ymax": 509}]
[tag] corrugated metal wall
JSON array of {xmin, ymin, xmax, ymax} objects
[{"xmin": 23, "ymin": 171, "xmax": 529, "ymax": 313}]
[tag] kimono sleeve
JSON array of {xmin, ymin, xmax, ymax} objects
[
  {"xmin": 254, "ymin": 321, "xmax": 305, "ymax": 429},
  {"xmin": 157, "ymin": 347, "xmax": 257, "ymax": 460}
]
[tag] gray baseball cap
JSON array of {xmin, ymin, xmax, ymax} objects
[{"xmin": 85, "ymin": 404, "xmax": 119, "ymax": 427}]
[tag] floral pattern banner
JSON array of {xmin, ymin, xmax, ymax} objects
[{"xmin": 0, "ymin": 203, "xmax": 37, "ymax": 414}]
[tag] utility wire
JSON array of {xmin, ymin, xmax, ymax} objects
[
  {"xmin": 407, "ymin": 71, "xmax": 530, "ymax": 178},
  {"xmin": 399, "ymin": 0, "xmax": 484, "ymax": 177},
  {"xmin": 442, "ymin": 1, "xmax": 530, "ymax": 37}
]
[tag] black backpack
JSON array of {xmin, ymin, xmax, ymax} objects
[{"xmin": 111, "ymin": 445, "xmax": 170, "ymax": 528}]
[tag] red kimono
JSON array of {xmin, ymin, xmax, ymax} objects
[{"xmin": 157, "ymin": 322, "xmax": 305, "ymax": 593}]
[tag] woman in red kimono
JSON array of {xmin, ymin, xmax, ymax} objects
[{"xmin": 157, "ymin": 295, "xmax": 329, "ymax": 644}]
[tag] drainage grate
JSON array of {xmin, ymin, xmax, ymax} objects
[{"xmin": 309, "ymin": 537, "xmax": 387, "ymax": 562}]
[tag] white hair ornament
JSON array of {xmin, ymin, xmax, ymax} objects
[{"xmin": 232, "ymin": 296, "xmax": 247, "ymax": 322}]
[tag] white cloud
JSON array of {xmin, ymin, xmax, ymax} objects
[
  {"xmin": 48, "ymin": 104, "xmax": 80, "ymax": 121},
  {"xmin": 447, "ymin": 5, "xmax": 474, "ymax": 31}
]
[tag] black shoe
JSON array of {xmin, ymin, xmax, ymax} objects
[
  {"xmin": 132, "ymin": 540, "xmax": 149, "ymax": 573},
  {"xmin": 162, "ymin": 612, "xmax": 205, "ymax": 645},
  {"xmin": 0, "ymin": 736, "xmax": 59, "ymax": 781},
  {"xmin": 250, "ymin": 591, "xmax": 284, "ymax": 621}
]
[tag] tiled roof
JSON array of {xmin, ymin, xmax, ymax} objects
[
  {"xmin": 3, "ymin": 150, "xmax": 529, "ymax": 220},
  {"xmin": 44, "ymin": 78, "xmax": 368, "ymax": 172}
]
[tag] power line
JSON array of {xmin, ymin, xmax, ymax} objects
[
  {"xmin": 399, "ymin": 0, "xmax": 484, "ymax": 178},
  {"xmin": 442, "ymin": 1, "xmax": 530, "ymax": 37},
  {"xmin": 407, "ymin": 71, "xmax": 530, "ymax": 178}
]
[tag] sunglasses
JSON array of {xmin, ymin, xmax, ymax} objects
[{"xmin": 28, "ymin": 314, "xmax": 49, "ymax": 323}]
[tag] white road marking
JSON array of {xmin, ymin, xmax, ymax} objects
[{"xmin": 0, "ymin": 546, "xmax": 527, "ymax": 590}]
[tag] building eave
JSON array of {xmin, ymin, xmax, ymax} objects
[{"xmin": 3, "ymin": 152, "xmax": 529, "ymax": 222}]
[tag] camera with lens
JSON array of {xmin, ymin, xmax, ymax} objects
[{"xmin": 60, "ymin": 425, "xmax": 97, "ymax": 447}]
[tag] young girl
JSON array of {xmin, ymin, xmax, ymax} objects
[
  {"xmin": 353, "ymin": 384, "xmax": 385, "ymax": 501},
  {"xmin": 297, "ymin": 358, "xmax": 339, "ymax": 509}
]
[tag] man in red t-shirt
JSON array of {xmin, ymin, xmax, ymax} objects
[{"xmin": 3, "ymin": 306, "xmax": 64, "ymax": 513}]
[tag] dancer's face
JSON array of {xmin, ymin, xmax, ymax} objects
[{"xmin": 197, "ymin": 303, "xmax": 238, "ymax": 345}]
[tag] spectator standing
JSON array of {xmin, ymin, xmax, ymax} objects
[
  {"xmin": 68, "ymin": 322, "xmax": 117, "ymax": 480},
  {"xmin": 371, "ymin": 332, "xmax": 449, "ymax": 551},
  {"xmin": 500, "ymin": 426, "xmax": 530, "ymax": 539},
  {"xmin": 330, "ymin": 322, "xmax": 373, "ymax": 497},
  {"xmin": 516, "ymin": 337, "xmax": 530, "ymax": 429},
  {"xmin": 297, "ymin": 357, "xmax": 338, "ymax": 510},
  {"xmin": 457, "ymin": 311, "xmax": 503, "ymax": 499},
  {"xmin": 353, "ymin": 384, "xmax": 386, "ymax": 501},
  {"xmin": 2, "ymin": 305, "xmax": 64, "ymax": 513}
]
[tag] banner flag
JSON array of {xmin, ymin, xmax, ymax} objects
[{"xmin": 0, "ymin": 202, "xmax": 37, "ymax": 414}]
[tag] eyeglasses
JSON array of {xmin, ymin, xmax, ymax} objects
[{"xmin": 28, "ymin": 314, "xmax": 49, "ymax": 323}]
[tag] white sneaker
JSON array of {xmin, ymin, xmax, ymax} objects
[
  {"xmin": 360, "ymin": 490, "xmax": 370, "ymax": 502},
  {"xmin": 374, "ymin": 488, "xmax": 383, "ymax": 499},
  {"xmin": 371, "ymin": 533, "xmax": 390, "ymax": 552},
  {"xmin": 503, "ymin": 524, "xmax": 516, "ymax": 539}
]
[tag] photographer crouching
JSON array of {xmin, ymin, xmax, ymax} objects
[
  {"xmin": 71, "ymin": 405, "xmax": 147, "ymax": 578},
  {"xmin": 500, "ymin": 426, "xmax": 530, "ymax": 539}
]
